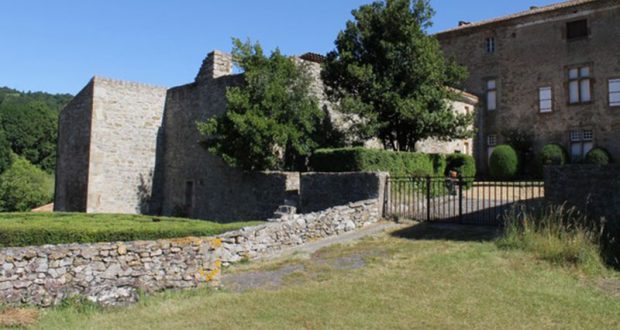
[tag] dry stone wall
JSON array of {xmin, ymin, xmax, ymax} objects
[
  {"xmin": 0, "ymin": 237, "xmax": 221, "ymax": 307},
  {"xmin": 220, "ymin": 199, "xmax": 382, "ymax": 264}
]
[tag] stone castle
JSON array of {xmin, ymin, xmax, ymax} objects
[{"xmin": 55, "ymin": 52, "xmax": 476, "ymax": 221}]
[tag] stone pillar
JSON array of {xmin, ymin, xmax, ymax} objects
[{"xmin": 195, "ymin": 50, "xmax": 233, "ymax": 83}]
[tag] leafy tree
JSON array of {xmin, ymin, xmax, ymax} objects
[
  {"xmin": 0, "ymin": 100, "xmax": 58, "ymax": 172},
  {"xmin": 0, "ymin": 129, "xmax": 11, "ymax": 174},
  {"xmin": 198, "ymin": 39, "xmax": 338, "ymax": 171},
  {"xmin": 322, "ymin": 0, "xmax": 472, "ymax": 151},
  {"xmin": 0, "ymin": 156, "xmax": 54, "ymax": 212}
]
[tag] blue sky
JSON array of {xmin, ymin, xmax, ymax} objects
[{"xmin": 1, "ymin": 0, "xmax": 560, "ymax": 94}]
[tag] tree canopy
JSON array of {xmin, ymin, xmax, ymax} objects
[
  {"xmin": 198, "ymin": 39, "xmax": 339, "ymax": 171},
  {"xmin": 322, "ymin": 0, "xmax": 472, "ymax": 151},
  {"xmin": 0, "ymin": 87, "xmax": 71, "ymax": 173}
]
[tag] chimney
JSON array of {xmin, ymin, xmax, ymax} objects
[
  {"xmin": 530, "ymin": 6, "xmax": 539, "ymax": 10},
  {"xmin": 195, "ymin": 50, "xmax": 233, "ymax": 83},
  {"xmin": 459, "ymin": 21, "xmax": 471, "ymax": 27}
]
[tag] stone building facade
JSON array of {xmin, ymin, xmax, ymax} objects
[
  {"xmin": 56, "ymin": 50, "xmax": 477, "ymax": 221},
  {"xmin": 437, "ymin": 0, "xmax": 620, "ymax": 174}
]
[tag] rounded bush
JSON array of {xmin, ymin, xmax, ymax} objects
[
  {"xmin": 585, "ymin": 148, "xmax": 611, "ymax": 165},
  {"xmin": 489, "ymin": 145, "xmax": 519, "ymax": 180},
  {"xmin": 539, "ymin": 144, "xmax": 568, "ymax": 166}
]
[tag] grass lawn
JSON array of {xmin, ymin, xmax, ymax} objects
[
  {"xmin": 0, "ymin": 213, "xmax": 262, "ymax": 248},
  {"xmin": 14, "ymin": 223, "xmax": 620, "ymax": 329}
]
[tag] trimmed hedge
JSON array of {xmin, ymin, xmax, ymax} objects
[
  {"xmin": 0, "ymin": 213, "xmax": 262, "ymax": 248},
  {"xmin": 585, "ymin": 148, "xmax": 611, "ymax": 165},
  {"xmin": 539, "ymin": 144, "xmax": 569, "ymax": 166},
  {"xmin": 489, "ymin": 145, "xmax": 519, "ymax": 180},
  {"xmin": 309, "ymin": 148, "xmax": 476, "ymax": 178}
]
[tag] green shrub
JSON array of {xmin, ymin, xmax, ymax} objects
[
  {"xmin": 309, "ymin": 148, "xmax": 440, "ymax": 177},
  {"xmin": 0, "ymin": 213, "xmax": 262, "ymax": 247},
  {"xmin": 489, "ymin": 145, "xmax": 519, "ymax": 180},
  {"xmin": 0, "ymin": 156, "xmax": 54, "ymax": 212},
  {"xmin": 444, "ymin": 153, "xmax": 476, "ymax": 178},
  {"xmin": 497, "ymin": 205, "xmax": 606, "ymax": 275},
  {"xmin": 539, "ymin": 144, "xmax": 568, "ymax": 166},
  {"xmin": 585, "ymin": 148, "xmax": 611, "ymax": 165},
  {"xmin": 444, "ymin": 153, "xmax": 476, "ymax": 188}
]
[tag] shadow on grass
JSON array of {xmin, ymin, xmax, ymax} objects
[{"xmin": 391, "ymin": 222, "xmax": 501, "ymax": 242}]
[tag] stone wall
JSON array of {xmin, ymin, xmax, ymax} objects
[
  {"xmin": 87, "ymin": 77, "xmax": 168, "ymax": 214},
  {"xmin": 0, "ymin": 237, "xmax": 220, "ymax": 307},
  {"xmin": 55, "ymin": 81, "xmax": 94, "ymax": 212},
  {"xmin": 158, "ymin": 52, "xmax": 300, "ymax": 222},
  {"xmin": 55, "ymin": 77, "xmax": 168, "ymax": 214},
  {"xmin": 219, "ymin": 199, "xmax": 382, "ymax": 265},
  {"xmin": 438, "ymin": 0, "xmax": 620, "ymax": 174},
  {"xmin": 545, "ymin": 164, "xmax": 620, "ymax": 222},
  {"xmin": 300, "ymin": 172, "xmax": 388, "ymax": 214}
]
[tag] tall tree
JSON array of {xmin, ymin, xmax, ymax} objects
[
  {"xmin": 0, "ymin": 100, "xmax": 58, "ymax": 172},
  {"xmin": 322, "ymin": 0, "xmax": 472, "ymax": 151},
  {"xmin": 198, "ymin": 39, "xmax": 337, "ymax": 171}
]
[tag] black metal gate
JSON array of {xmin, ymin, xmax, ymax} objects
[{"xmin": 384, "ymin": 177, "xmax": 545, "ymax": 225}]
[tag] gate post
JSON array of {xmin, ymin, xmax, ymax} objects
[
  {"xmin": 458, "ymin": 176, "xmax": 464, "ymax": 223},
  {"xmin": 426, "ymin": 176, "xmax": 431, "ymax": 222}
]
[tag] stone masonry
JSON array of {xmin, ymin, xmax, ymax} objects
[
  {"xmin": 3, "ymin": 172, "xmax": 386, "ymax": 306},
  {"xmin": 0, "ymin": 237, "xmax": 221, "ymax": 307},
  {"xmin": 56, "ymin": 49, "xmax": 476, "ymax": 221},
  {"xmin": 437, "ymin": 0, "xmax": 620, "ymax": 174}
]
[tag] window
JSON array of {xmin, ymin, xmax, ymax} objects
[
  {"xmin": 609, "ymin": 79, "xmax": 620, "ymax": 107},
  {"xmin": 569, "ymin": 129, "xmax": 593, "ymax": 161},
  {"xmin": 487, "ymin": 134, "xmax": 497, "ymax": 160},
  {"xmin": 464, "ymin": 141, "xmax": 470, "ymax": 156},
  {"xmin": 539, "ymin": 87, "xmax": 553, "ymax": 113},
  {"xmin": 487, "ymin": 135, "xmax": 497, "ymax": 147},
  {"xmin": 485, "ymin": 37, "xmax": 495, "ymax": 53},
  {"xmin": 567, "ymin": 19, "xmax": 588, "ymax": 40},
  {"xmin": 568, "ymin": 66, "xmax": 591, "ymax": 104},
  {"xmin": 486, "ymin": 79, "xmax": 497, "ymax": 111}
]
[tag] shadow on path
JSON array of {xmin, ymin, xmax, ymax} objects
[{"xmin": 391, "ymin": 222, "xmax": 501, "ymax": 242}]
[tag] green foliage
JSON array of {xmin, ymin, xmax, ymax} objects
[
  {"xmin": 198, "ymin": 39, "xmax": 341, "ymax": 171},
  {"xmin": 0, "ymin": 156, "xmax": 54, "ymax": 212},
  {"xmin": 0, "ymin": 129, "xmax": 12, "ymax": 174},
  {"xmin": 0, "ymin": 98, "xmax": 62, "ymax": 172},
  {"xmin": 497, "ymin": 205, "xmax": 607, "ymax": 275},
  {"xmin": 585, "ymin": 148, "xmax": 611, "ymax": 165},
  {"xmin": 309, "ymin": 147, "xmax": 446, "ymax": 177},
  {"xmin": 489, "ymin": 144, "xmax": 519, "ymax": 180},
  {"xmin": 539, "ymin": 144, "xmax": 568, "ymax": 166},
  {"xmin": 321, "ymin": 0, "xmax": 472, "ymax": 151},
  {"xmin": 444, "ymin": 153, "xmax": 475, "ymax": 178},
  {"xmin": 0, "ymin": 213, "xmax": 262, "ymax": 248}
]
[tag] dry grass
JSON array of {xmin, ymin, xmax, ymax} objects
[
  {"xmin": 0, "ymin": 308, "xmax": 39, "ymax": 328},
  {"xmin": 21, "ymin": 224, "xmax": 619, "ymax": 330}
]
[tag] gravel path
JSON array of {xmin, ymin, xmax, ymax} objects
[{"xmin": 222, "ymin": 222, "xmax": 400, "ymax": 292}]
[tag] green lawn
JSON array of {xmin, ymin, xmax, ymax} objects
[
  {"xmin": 17, "ymin": 224, "xmax": 620, "ymax": 330},
  {"xmin": 0, "ymin": 213, "xmax": 261, "ymax": 248}
]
